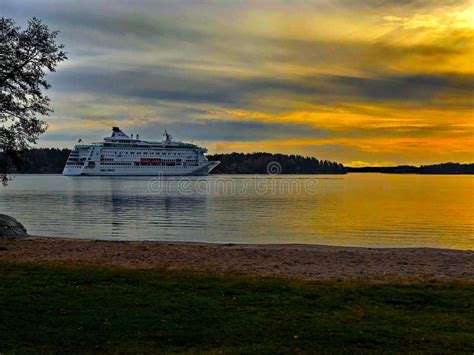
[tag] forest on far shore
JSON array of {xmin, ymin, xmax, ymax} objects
[{"xmin": 1, "ymin": 148, "xmax": 473, "ymax": 174}]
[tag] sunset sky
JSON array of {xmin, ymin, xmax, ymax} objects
[{"xmin": 2, "ymin": 0, "xmax": 473, "ymax": 166}]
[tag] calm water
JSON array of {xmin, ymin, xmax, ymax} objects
[{"xmin": 0, "ymin": 174, "xmax": 472, "ymax": 250}]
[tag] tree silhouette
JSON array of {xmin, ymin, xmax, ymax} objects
[{"xmin": 0, "ymin": 17, "xmax": 67, "ymax": 185}]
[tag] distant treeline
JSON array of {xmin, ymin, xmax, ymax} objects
[
  {"xmin": 1, "ymin": 148, "xmax": 71, "ymax": 174},
  {"xmin": 347, "ymin": 163, "xmax": 474, "ymax": 174},
  {"xmin": 208, "ymin": 153, "xmax": 347, "ymax": 174},
  {"xmin": 2, "ymin": 149, "xmax": 472, "ymax": 175},
  {"xmin": 1, "ymin": 148, "xmax": 347, "ymax": 174}
]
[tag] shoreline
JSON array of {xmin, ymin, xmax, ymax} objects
[
  {"xmin": 8, "ymin": 172, "xmax": 474, "ymax": 175},
  {"xmin": 22, "ymin": 235, "xmax": 474, "ymax": 250},
  {"xmin": 1, "ymin": 236, "xmax": 473, "ymax": 282}
]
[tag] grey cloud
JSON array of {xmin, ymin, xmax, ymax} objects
[
  {"xmin": 154, "ymin": 119, "xmax": 327, "ymax": 142},
  {"xmin": 322, "ymin": 73, "xmax": 474, "ymax": 101},
  {"xmin": 50, "ymin": 62, "xmax": 474, "ymax": 110},
  {"xmin": 5, "ymin": 0, "xmax": 471, "ymax": 93},
  {"xmin": 41, "ymin": 118, "xmax": 327, "ymax": 146}
]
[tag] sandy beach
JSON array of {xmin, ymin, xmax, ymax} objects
[{"xmin": 1, "ymin": 236, "xmax": 472, "ymax": 282}]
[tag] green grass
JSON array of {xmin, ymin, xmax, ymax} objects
[{"xmin": 0, "ymin": 262, "xmax": 473, "ymax": 353}]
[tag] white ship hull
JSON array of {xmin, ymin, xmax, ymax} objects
[
  {"xmin": 62, "ymin": 127, "xmax": 220, "ymax": 177},
  {"xmin": 63, "ymin": 161, "xmax": 220, "ymax": 176}
]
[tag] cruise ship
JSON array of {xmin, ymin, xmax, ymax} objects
[{"xmin": 62, "ymin": 127, "xmax": 220, "ymax": 176}]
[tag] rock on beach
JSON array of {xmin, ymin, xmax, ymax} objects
[{"xmin": 0, "ymin": 214, "xmax": 28, "ymax": 240}]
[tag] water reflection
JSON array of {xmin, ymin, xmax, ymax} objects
[{"xmin": 0, "ymin": 174, "xmax": 472, "ymax": 249}]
